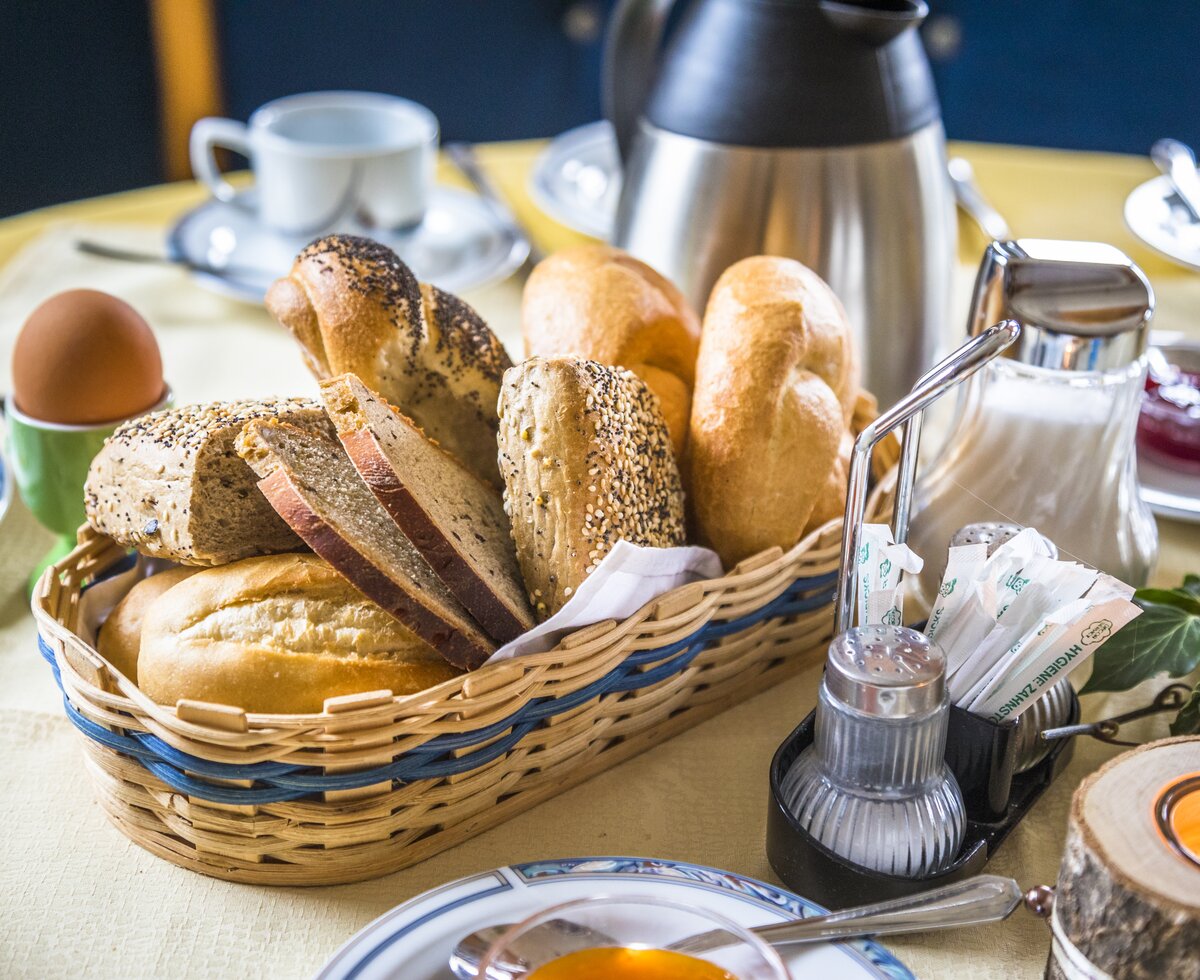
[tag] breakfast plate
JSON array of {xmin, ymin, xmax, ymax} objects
[
  {"xmin": 315, "ymin": 857, "xmax": 915, "ymax": 980},
  {"xmin": 528, "ymin": 120, "xmax": 620, "ymax": 241},
  {"xmin": 1124, "ymin": 174, "xmax": 1200, "ymax": 272},
  {"xmin": 167, "ymin": 185, "xmax": 529, "ymax": 303}
]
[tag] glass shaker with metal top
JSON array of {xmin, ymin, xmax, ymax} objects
[
  {"xmin": 908, "ymin": 240, "xmax": 1158, "ymax": 601},
  {"xmin": 779, "ymin": 624, "xmax": 966, "ymax": 878}
]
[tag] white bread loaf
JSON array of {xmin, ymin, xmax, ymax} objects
[
  {"xmin": 521, "ymin": 244, "xmax": 701, "ymax": 456},
  {"xmin": 688, "ymin": 256, "xmax": 859, "ymax": 567},
  {"xmin": 137, "ymin": 554, "xmax": 460, "ymax": 714},
  {"xmin": 498, "ymin": 356, "xmax": 686, "ymax": 621},
  {"xmin": 265, "ymin": 235, "xmax": 512, "ymax": 489}
]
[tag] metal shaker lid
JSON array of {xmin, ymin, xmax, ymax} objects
[
  {"xmin": 968, "ymin": 239, "xmax": 1153, "ymax": 371},
  {"xmin": 825, "ymin": 625, "xmax": 946, "ymax": 718},
  {"xmin": 950, "ymin": 522, "xmax": 1058, "ymax": 559}
]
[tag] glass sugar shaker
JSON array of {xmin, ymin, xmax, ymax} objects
[
  {"xmin": 780, "ymin": 625, "xmax": 965, "ymax": 877},
  {"xmin": 908, "ymin": 239, "xmax": 1158, "ymax": 605}
]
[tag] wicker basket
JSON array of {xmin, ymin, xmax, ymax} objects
[{"xmin": 34, "ymin": 458, "xmax": 896, "ymax": 886}]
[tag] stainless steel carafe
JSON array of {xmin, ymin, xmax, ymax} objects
[{"xmin": 604, "ymin": 0, "xmax": 956, "ymax": 407}]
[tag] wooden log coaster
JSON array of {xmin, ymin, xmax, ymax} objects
[{"xmin": 1047, "ymin": 736, "xmax": 1200, "ymax": 980}]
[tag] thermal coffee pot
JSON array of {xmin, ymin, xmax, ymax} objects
[{"xmin": 604, "ymin": 0, "xmax": 956, "ymax": 406}]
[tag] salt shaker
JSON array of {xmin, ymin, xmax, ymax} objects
[
  {"xmin": 908, "ymin": 240, "xmax": 1158, "ymax": 592},
  {"xmin": 780, "ymin": 625, "xmax": 966, "ymax": 877}
]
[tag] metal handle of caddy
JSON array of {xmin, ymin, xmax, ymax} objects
[{"xmin": 835, "ymin": 320, "xmax": 1022, "ymax": 634}]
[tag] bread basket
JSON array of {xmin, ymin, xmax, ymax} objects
[{"xmin": 34, "ymin": 433, "xmax": 897, "ymax": 887}]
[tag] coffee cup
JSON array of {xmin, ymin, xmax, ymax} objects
[{"xmin": 190, "ymin": 91, "xmax": 438, "ymax": 235}]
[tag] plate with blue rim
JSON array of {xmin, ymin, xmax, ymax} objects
[{"xmin": 316, "ymin": 856, "xmax": 914, "ymax": 980}]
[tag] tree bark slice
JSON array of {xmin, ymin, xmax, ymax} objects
[{"xmin": 1046, "ymin": 736, "xmax": 1200, "ymax": 980}]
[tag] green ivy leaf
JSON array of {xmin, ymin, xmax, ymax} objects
[
  {"xmin": 1170, "ymin": 686, "xmax": 1200, "ymax": 736},
  {"xmin": 1080, "ymin": 599, "xmax": 1200, "ymax": 694},
  {"xmin": 1132, "ymin": 588, "xmax": 1200, "ymax": 615}
]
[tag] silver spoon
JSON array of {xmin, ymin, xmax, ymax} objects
[
  {"xmin": 449, "ymin": 875, "xmax": 1034, "ymax": 979},
  {"xmin": 948, "ymin": 157, "xmax": 1011, "ymax": 242},
  {"xmin": 445, "ymin": 142, "xmax": 543, "ymax": 271},
  {"xmin": 1150, "ymin": 138, "xmax": 1200, "ymax": 223},
  {"xmin": 74, "ymin": 239, "xmax": 276, "ymax": 281}
]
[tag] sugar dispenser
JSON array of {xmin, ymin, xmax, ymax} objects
[
  {"xmin": 908, "ymin": 240, "xmax": 1158, "ymax": 592},
  {"xmin": 779, "ymin": 624, "xmax": 965, "ymax": 877}
]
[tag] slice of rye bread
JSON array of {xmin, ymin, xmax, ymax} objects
[
  {"xmin": 320, "ymin": 374, "xmax": 534, "ymax": 643},
  {"xmin": 235, "ymin": 418, "xmax": 493, "ymax": 669}
]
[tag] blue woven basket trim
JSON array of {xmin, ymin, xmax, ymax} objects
[{"xmin": 42, "ymin": 569, "xmax": 836, "ymax": 804}]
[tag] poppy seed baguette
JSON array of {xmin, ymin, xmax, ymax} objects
[
  {"xmin": 320, "ymin": 374, "xmax": 534, "ymax": 643},
  {"xmin": 236, "ymin": 419, "xmax": 494, "ymax": 670}
]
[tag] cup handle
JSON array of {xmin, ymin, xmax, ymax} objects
[{"xmin": 189, "ymin": 117, "xmax": 252, "ymax": 203}]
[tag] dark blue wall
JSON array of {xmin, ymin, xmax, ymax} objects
[{"xmin": 3, "ymin": 1, "xmax": 1198, "ymax": 217}]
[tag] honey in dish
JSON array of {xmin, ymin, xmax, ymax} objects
[{"xmin": 527, "ymin": 946, "xmax": 739, "ymax": 980}]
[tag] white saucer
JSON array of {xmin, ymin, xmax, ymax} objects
[
  {"xmin": 316, "ymin": 856, "xmax": 914, "ymax": 980},
  {"xmin": 167, "ymin": 186, "xmax": 529, "ymax": 303},
  {"xmin": 1140, "ymin": 455, "xmax": 1200, "ymax": 523},
  {"xmin": 1124, "ymin": 174, "xmax": 1200, "ymax": 272},
  {"xmin": 528, "ymin": 120, "xmax": 620, "ymax": 240}
]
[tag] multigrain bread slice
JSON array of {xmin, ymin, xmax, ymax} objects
[
  {"xmin": 498, "ymin": 356, "xmax": 687, "ymax": 621},
  {"xmin": 235, "ymin": 418, "xmax": 494, "ymax": 669},
  {"xmin": 85, "ymin": 398, "xmax": 334, "ymax": 565},
  {"xmin": 320, "ymin": 373, "xmax": 534, "ymax": 643}
]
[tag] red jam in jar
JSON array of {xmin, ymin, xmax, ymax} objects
[{"xmin": 1138, "ymin": 361, "xmax": 1200, "ymax": 473}]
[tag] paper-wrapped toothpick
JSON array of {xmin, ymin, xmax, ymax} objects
[{"xmin": 855, "ymin": 524, "xmax": 923, "ymax": 627}]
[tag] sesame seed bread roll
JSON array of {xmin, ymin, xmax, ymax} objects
[
  {"xmin": 137, "ymin": 554, "xmax": 461, "ymax": 714},
  {"xmin": 265, "ymin": 235, "xmax": 512, "ymax": 489},
  {"xmin": 498, "ymin": 356, "xmax": 686, "ymax": 621},
  {"xmin": 84, "ymin": 398, "xmax": 334, "ymax": 565},
  {"xmin": 521, "ymin": 244, "xmax": 701, "ymax": 457},
  {"xmin": 688, "ymin": 256, "xmax": 859, "ymax": 567}
]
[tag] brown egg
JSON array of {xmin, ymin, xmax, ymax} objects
[{"xmin": 12, "ymin": 289, "xmax": 165, "ymax": 424}]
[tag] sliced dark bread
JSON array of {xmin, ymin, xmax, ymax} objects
[
  {"xmin": 320, "ymin": 374, "xmax": 535, "ymax": 643},
  {"xmin": 235, "ymin": 419, "xmax": 493, "ymax": 669}
]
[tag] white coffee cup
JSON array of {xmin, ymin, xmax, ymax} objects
[{"xmin": 190, "ymin": 91, "xmax": 439, "ymax": 234}]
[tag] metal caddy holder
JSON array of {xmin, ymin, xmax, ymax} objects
[{"xmin": 766, "ymin": 320, "xmax": 1083, "ymax": 909}]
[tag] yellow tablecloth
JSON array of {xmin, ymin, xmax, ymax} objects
[{"xmin": 1, "ymin": 141, "xmax": 1197, "ymax": 980}]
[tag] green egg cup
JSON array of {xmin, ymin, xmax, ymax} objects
[{"xmin": 5, "ymin": 389, "xmax": 172, "ymax": 593}]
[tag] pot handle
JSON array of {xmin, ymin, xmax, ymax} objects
[{"xmin": 602, "ymin": 0, "xmax": 678, "ymax": 162}]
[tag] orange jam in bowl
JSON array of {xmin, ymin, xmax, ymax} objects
[{"xmin": 528, "ymin": 946, "xmax": 738, "ymax": 979}]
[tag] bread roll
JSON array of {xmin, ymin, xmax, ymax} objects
[
  {"xmin": 266, "ymin": 235, "xmax": 511, "ymax": 489},
  {"xmin": 521, "ymin": 245, "xmax": 700, "ymax": 456},
  {"xmin": 498, "ymin": 356, "xmax": 686, "ymax": 620},
  {"xmin": 688, "ymin": 256, "xmax": 859, "ymax": 567},
  {"xmin": 97, "ymin": 566, "xmax": 199, "ymax": 679},
  {"xmin": 138, "ymin": 554, "xmax": 461, "ymax": 714},
  {"xmin": 85, "ymin": 398, "xmax": 333, "ymax": 565}
]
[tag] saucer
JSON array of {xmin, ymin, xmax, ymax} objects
[
  {"xmin": 316, "ymin": 856, "xmax": 914, "ymax": 980},
  {"xmin": 528, "ymin": 120, "xmax": 620, "ymax": 240},
  {"xmin": 1124, "ymin": 174, "xmax": 1200, "ymax": 272},
  {"xmin": 1140, "ymin": 455, "xmax": 1200, "ymax": 523},
  {"xmin": 167, "ymin": 185, "xmax": 529, "ymax": 303}
]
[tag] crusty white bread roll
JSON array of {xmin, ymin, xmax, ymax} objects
[
  {"xmin": 266, "ymin": 235, "xmax": 512, "ymax": 489},
  {"xmin": 498, "ymin": 356, "xmax": 687, "ymax": 621},
  {"xmin": 521, "ymin": 245, "xmax": 700, "ymax": 456},
  {"xmin": 138, "ymin": 554, "xmax": 461, "ymax": 714},
  {"xmin": 688, "ymin": 256, "xmax": 859, "ymax": 567},
  {"xmin": 97, "ymin": 566, "xmax": 199, "ymax": 680}
]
